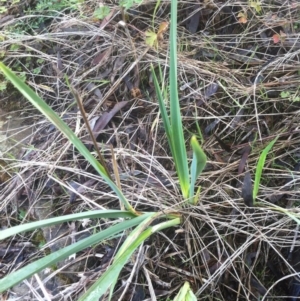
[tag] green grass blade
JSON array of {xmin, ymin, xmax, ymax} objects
[
  {"xmin": 151, "ymin": 65, "xmax": 172, "ymax": 149},
  {"xmin": 0, "ymin": 63, "xmax": 136, "ymax": 215},
  {"xmin": 169, "ymin": 0, "xmax": 189, "ymax": 198},
  {"xmin": 253, "ymin": 136, "xmax": 278, "ymax": 201},
  {"xmin": 78, "ymin": 228, "xmax": 153, "ymax": 301},
  {"xmin": 0, "ymin": 210, "xmax": 135, "ymax": 240},
  {"xmin": 277, "ymin": 210, "xmax": 300, "ymax": 225},
  {"xmin": 107, "ymin": 211, "xmax": 180, "ymax": 299},
  {"xmin": 189, "ymin": 136, "xmax": 207, "ymax": 202},
  {"xmin": 108, "ymin": 212, "xmax": 159, "ymax": 300},
  {"xmin": 265, "ymin": 205, "xmax": 300, "ymax": 225},
  {"xmin": 151, "ymin": 0, "xmax": 161, "ymax": 28},
  {"xmin": 78, "ymin": 217, "xmax": 180, "ymax": 301},
  {"xmin": 0, "ymin": 214, "xmax": 152, "ymax": 293},
  {"xmin": 151, "ymin": 1, "xmax": 193, "ymax": 200}
]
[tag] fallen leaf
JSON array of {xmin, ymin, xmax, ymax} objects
[
  {"xmin": 130, "ymin": 87, "xmax": 142, "ymax": 98},
  {"xmin": 85, "ymin": 82, "xmax": 103, "ymax": 98},
  {"xmin": 92, "ymin": 47, "xmax": 112, "ymax": 66},
  {"xmin": 204, "ymin": 119, "xmax": 219, "ymax": 135},
  {"xmin": 145, "ymin": 30, "xmax": 158, "ymax": 48},
  {"xmin": 239, "ymin": 16, "xmax": 247, "ymax": 24},
  {"xmin": 288, "ymin": 247, "xmax": 300, "ymax": 301},
  {"xmin": 238, "ymin": 145, "xmax": 251, "ymax": 175},
  {"xmin": 145, "ymin": 22, "xmax": 168, "ymax": 48},
  {"xmin": 32, "ymin": 83, "xmax": 54, "ymax": 92},
  {"xmin": 69, "ymin": 179, "xmax": 97, "ymax": 203},
  {"xmin": 242, "ymin": 171, "xmax": 253, "ymax": 207},
  {"xmin": 203, "ymin": 82, "xmax": 219, "ymax": 100},
  {"xmin": 100, "ymin": 8, "xmax": 116, "ymax": 29},
  {"xmin": 272, "ymin": 30, "xmax": 287, "ymax": 44},
  {"xmin": 291, "ymin": 2, "xmax": 298, "ymax": 9},
  {"xmin": 92, "ymin": 101, "xmax": 128, "ymax": 136},
  {"xmin": 212, "ymin": 151, "xmax": 225, "ymax": 163},
  {"xmin": 272, "ymin": 34, "xmax": 280, "ymax": 44},
  {"xmin": 238, "ymin": 12, "xmax": 248, "ymax": 24},
  {"xmin": 157, "ymin": 21, "xmax": 169, "ymax": 40},
  {"xmin": 186, "ymin": 5, "xmax": 200, "ymax": 33},
  {"xmin": 250, "ymin": 0, "xmax": 262, "ymax": 13}
]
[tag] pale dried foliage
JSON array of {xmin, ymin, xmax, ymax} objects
[{"xmin": 1, "ymin": 0, "xmax": 300, "ymax": 300}]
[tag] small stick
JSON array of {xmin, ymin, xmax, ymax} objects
[{"xmin": 71, "ymin": 86, "xmax": 112, "ymax": 181}]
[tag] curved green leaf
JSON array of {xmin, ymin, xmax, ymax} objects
[
  {"xmin": 169, "ymin": 0, "xmax": 189, "ymax": 199},
  {"xmin": 0, "ymin": 213, "xmax": 152, "ymax": 293},
  {"xmin": 0, "ymin": 62, "xmax": 136, "ymax": 215},
  {"xmin": 0, "ymin": 210, "xmax": 136, "ymax": 240},
  {"xmin": 189, "ymin": 135, "xmax": 207, "ymax": 202},
  {"xmin": 151, "ymin": 0, "xmax": 190, "ymax": 199},
  {"xmin": 253, "ymin": 136, "xmax": 278, "ymax": 201},
  {"xmin": 151, "ymin": 65, "xmax": 172, "ymax": 146},
  {"xmin": 79, "ymin": 217, "xmax": 181, "ymax": 301}
]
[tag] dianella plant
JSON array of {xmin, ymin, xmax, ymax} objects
[
  {"xmin": 0, "ymin": 0, "xmax": 202, "ymax": 300},
  {"xmin": 151, "ymin": 0, "xmax": 206, "ymax": 204}
]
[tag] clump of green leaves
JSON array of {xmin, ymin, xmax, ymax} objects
[
  {"xmin": 0, "ymin": 0, "xmax": 20, "ymax": 13},
  {"xmin": 0, "ymin": 80, "xmax": 7, "ymax": 91},
  {"xmin": 93, "ymin": 5, "xmax": 110, "ymax": 20},
  {"xmin": 0, "ymin": 6, "xmax": 7, "ymax": 13},
  {"xmin": 249, "ymin": 0, "xmax": 262, "ymax": 13},
  {"xmin": 242, "ymin": 137, "xmax": 278, "ymax": 207},
  {"xmin": 35, "ymin": 0, "xmax": 81, "ymax": 12},
  {"xmin": 2, "ymin": 0, "xmax": 74, "ymax": 92},
  {"xmin": 93, "ymin": 0, "xmax": 146, "ymax": 21},
  {"xmin": 119, "ymin": 0, "xmax": 143, "ymax": 10},
  {"xmin": 151, "ymin": 0, "xmax": 207, "ymax": 204},
  {"xmin": 0, "ymin": 1, "xmax": 202, "ymax": 299},
  {"xmin": 280, "ymin": 91, "xmax": 300, "ymax": 102},
  {"xmin": 0, "ymin": 57, "xmax": 181, "ymax": 299},
  {"xmin": 7, "ymin": 0, "xmax": 82, "ymax": 34}
]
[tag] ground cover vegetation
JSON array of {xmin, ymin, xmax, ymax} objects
[{"xmin": 0, "ymin": 0, "xmax": 300, "ymax": 300}]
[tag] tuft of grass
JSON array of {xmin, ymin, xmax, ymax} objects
[
  {"xmin": 0, "ymin": 2, "xmax": 194, "ymax": 297},
  {"xmin": 151, "ymin": 0, "xmax": 206, "ymax": 204},
  {"xmin": 0, "ymin": 61, "xmax": 181, "ymax": 298}
]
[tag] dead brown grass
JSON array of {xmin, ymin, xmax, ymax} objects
[{"xmin": 1, "ymin": 0, "xmax": 300, "ymax": 300}]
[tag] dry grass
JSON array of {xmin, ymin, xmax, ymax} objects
[{"xmin": 1, "ymin": 0, "xmax": 300, "ymax": 300}]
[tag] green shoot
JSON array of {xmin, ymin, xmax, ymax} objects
[
  {"xmin": 253, "ymin": 136, "xmax": 278, "ymax": 202},
  {"xmin": 151, "ymin": 0, "xmax": 207, "ymax": 203}
]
